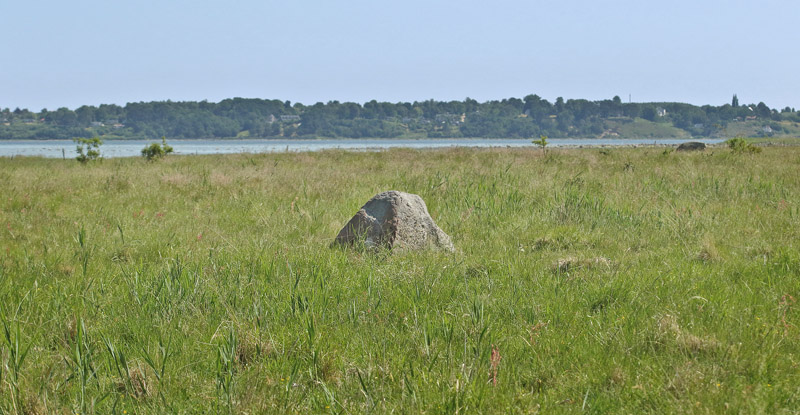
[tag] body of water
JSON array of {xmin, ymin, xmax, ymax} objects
[{"xmin": 0, "ymin": 138, "xmax": 723, "ymax": 158}]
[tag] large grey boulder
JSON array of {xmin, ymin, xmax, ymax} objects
[
  {"xmin": 676, "ymin": 141, "xmax": 706, "ymax": 151},
  {"xmin": 333, "ymin": 191, "xmax": 454, "ymax": 252}
]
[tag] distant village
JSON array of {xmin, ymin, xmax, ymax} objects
[{"xmin": 2, "ymin": 95, "xmax": 798, "ymax": 140}]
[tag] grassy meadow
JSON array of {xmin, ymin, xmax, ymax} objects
[{"xmin": 1, "ymin": 145, "xmax": 799, "ymax": 413}]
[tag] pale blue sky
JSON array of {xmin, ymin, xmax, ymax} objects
[{"xmin": 1, "ymin": 0, "xmax": 797, "ymax": 110}]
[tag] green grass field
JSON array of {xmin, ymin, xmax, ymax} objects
[{"xmin": 1, "ymin": 146, "xmax": 799, "ymax": 414}]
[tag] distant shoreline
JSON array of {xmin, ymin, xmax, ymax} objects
[{"xmin": 0, "ymin": 137, "xmax": 736, "ymax": 159}]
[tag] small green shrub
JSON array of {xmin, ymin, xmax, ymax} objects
[
  {"xmin": 726, "ymin": 137, "xmax": 762, "ymax": 154},
  {"xmin": 141, "ymin": 136, "xmax": 174, "ymax": 161},
  {"xmin": 74, "ymin": 137, "xmax": 103, "ymax": 164},
  {"xmin": 726, "ymin": 137, "xmax": 747, "ymax": 152},
  {"xmin": 532, "ymin": 135, "xmax": 548, "ymax": 154}
]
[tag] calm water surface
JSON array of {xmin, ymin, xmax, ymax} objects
[{"xmin": 0, "ymin": 138, "xmax": 723, "ymax": 158}]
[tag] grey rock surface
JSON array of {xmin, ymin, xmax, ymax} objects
[
  {"xmin": 333, "ymin": 191, "xmax": 454, "ymax": 252},
  {"xmin": 676, "ymin": 141, "xmax": 706, "ymax": 151}
]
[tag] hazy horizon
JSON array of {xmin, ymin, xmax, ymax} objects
[{"xmin": 2, "ymin": 0, "xmax": 798, "ymax": 111}]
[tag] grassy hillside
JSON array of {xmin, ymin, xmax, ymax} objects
[
  {"xmin": 723, "ymin": 120, "xmax": 800, "ymax": 138},
  {"xmin": 1, "ymin": 146, "xmax": 798, "ymax": 413},
  {"xmin": 604, "ymin": 118, "xmax": 691, "ymax": 139}
]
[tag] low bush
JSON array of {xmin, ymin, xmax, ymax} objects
[
  {"xmin": 726, "ymin": 136, "xmax": 762, "ymax": 154},
  {"xmin": 141, "ymin": 136, "xmax": 174, "ymax": 161},
  {"xmin": 74, "ymin": 137, "xmax": 103, "ymax": 164}
]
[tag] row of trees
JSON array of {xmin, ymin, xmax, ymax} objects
[{"xmin": 2, "ymin": 96, "xmax": 798, "ymax": 140}]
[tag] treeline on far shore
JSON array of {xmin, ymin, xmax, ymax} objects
[{"xmin": 2, "ymin": 95, "xmax": 799, "ymax": 140}]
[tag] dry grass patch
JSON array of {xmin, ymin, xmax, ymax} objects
[
  {"xmin": 20, "ymin": 394, "xmax": 47, "ymax": 415},
  {"xmin": 667, "ymin": 361, "xmax": 705, "ymax": 395},
  {"xmin": 553, "ymin": 256, "xmax": 612, "ymax": 273},
  {"xmin": 160, "ymin": 172, "xmax": 193, "ymax": 187},
  {"xmin": 657, "ymin": 314, "xmax": 720, "ymax": 353},
  {"xmin": 697, "ymin": 236, "xmax": 721, "ymax": 262},
  {"xmin": 235, "ymin": 331, "xmax": 274, "ymax": 367},
  {"xmin": 113, "ymin": 364, "xmax": 154, "ymax": 399}
]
